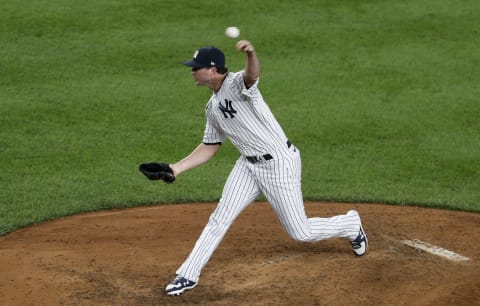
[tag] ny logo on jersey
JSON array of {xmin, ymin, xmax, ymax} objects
[{"xmin": 218, "ymin": 99, "xmax": 237, "ymax": 119}]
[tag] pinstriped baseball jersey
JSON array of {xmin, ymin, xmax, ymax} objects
[{"xmin": 203, "ymin": 71, "xmax": 289, "ymax": 157}]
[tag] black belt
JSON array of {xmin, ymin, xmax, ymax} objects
[
  {"xmin": 246, "ymin": 154, "xmax": 273, "ymax": 163},
  {"xmin": 246, "ymin": 140, "xmax": 292, "ymax": 164}
]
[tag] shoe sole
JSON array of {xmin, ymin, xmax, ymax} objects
[{"xmin": 166, "ymin": 284, "xmax": 197, "ymax": 296}]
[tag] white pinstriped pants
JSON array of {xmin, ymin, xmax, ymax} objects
[{"xmin": 176, "ymin": 146, "xmax": 360, "ymax": 283}]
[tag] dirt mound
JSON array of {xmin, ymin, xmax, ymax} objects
[{"xmin": 1, "ymin": 202, "xmax": 479, "ymax": 305}]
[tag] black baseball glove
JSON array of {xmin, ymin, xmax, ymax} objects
[{"xmin": 139, "ymin": 162, "xmax": 175, "ymax": 183}]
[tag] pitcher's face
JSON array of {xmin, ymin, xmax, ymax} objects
[{"xmin": 191, "ymin": 67, "xmax": 213, "ymax": 86}]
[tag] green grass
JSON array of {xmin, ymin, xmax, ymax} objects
[{"xmin": 1, "ymin": 0, "xmax": 479, "ymax": 235}]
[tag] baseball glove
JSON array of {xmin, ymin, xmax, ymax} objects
[{"xmin": 139, "ymin": 162, "xmax": 175, "ymax": 183}]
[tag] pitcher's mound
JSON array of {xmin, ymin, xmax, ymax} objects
[{"xmin": 1, "ymin": 202, "xmax": 479, "ymax": 305}]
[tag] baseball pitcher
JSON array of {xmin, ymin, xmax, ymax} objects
[{"xmin": 140, "ymin": 40, "xmax": 368, "ymax": 296}]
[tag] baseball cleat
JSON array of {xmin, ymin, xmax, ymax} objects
[
  {"xmin": 348, "ymin": 210, "xmax": 368, "ymax": 256},
  {"xmin": 165, "ymin": 275, "xmax": 197, "ymax": 296}
]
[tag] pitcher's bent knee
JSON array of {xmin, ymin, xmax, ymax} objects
[{"xmin": 286, "ymin": 229, "xmax": 316, "ymax": 242}]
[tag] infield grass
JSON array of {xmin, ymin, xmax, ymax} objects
[{"xmin": 1, "ymin": 0, "xmax": 479, "ymax": 235}]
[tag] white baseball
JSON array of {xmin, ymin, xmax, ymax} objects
[{"xmin": 225, "ymin": 26, "xmax": 240, "ymax": 38}]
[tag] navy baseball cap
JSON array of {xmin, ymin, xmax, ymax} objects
[{"xmin": 183, "ymin": 46, "xmax": 225, "ymax": 69}]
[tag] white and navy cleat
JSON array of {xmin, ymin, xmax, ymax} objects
[
  {"xmin": 348, "ymin": 210, "xmax": 368, "ymax": 256},
  {"xmin": 165, "ymin": 275, "xmax": 197, "ymax": 296}
]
